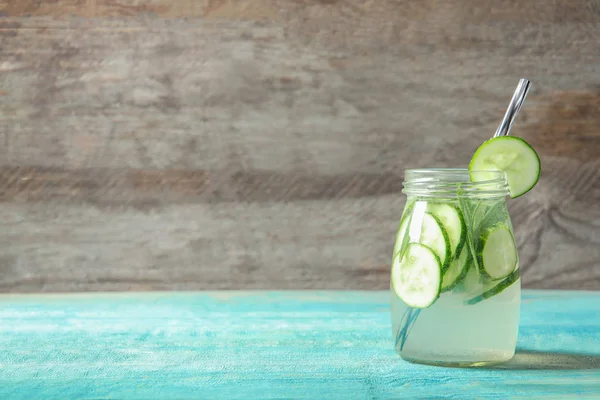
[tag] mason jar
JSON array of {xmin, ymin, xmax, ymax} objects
[{"xmin": 390, "ymin": 168, "xmax": 520, "ymax": 367}]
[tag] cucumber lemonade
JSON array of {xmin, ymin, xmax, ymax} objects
[{"xmin": 390, "ymin": 136, "xmax": 541, "ymax": 366}]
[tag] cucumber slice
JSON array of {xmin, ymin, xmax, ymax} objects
[
  {"xmin": 392, "ymin": 204, "xmax": 450, "ymax": 271},
  {"xmin": 392, "ymin": 200, "xmax": 416, "ymax": 259},
  {"xmin": 412, "ymin": 212, "xmax": 451, "ymax": 272},
  {"xmin": 391, "ymin": 243, "xmax": 442, "ymax": 308},
  {"xmin": 478, "ymin": 224, "xmax": 518, "ymax": 280},
  {"xmin": 427, "ymin": 203, "xmax": 466, "ymax": 258},
  {"xmin": 464, "ymin": 268, "xmax": 520, "ymax": 305},
  {"xmin": 441, "ymin": 246, "xmax": 471, "ymax": 292},
  {"xmin": 469, "ymin": 136, "xmax": 541, "ymax": 198},
  {"xmin": 392, "ymin": 216, "xmax": 410, "ymax": 260}
]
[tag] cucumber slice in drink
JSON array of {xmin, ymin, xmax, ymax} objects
[
  {"xmin": 392, "ymin": 200, "xmax": 416, "ymax": 259},
  {"xmin": 392, "ymin": 243, "xmax": 442, "ymax": 308},
  {"xmin": 441, "ymin": 246, "xmax": 471, "ymax": 292},
  {"xmin": 478, "ymin": 224, "xmax": 518, "ymax": 280},
  {"xmin": 427, "ymin": 203, "xmax": 466, "ymax": 258},
  {"xmin": 464, "ymin": 269, "xmax": 520, "ymax": 305},
  {"xmin": 469, "ymin": 136, "xmax": 541, "ymax": 198},
  {"xmin": 417, "ymin": 212, "xmax": 451, "ymax": 271},
  {"xmin": 392, "ymin": 216, "xmax": 410, "ymax": 260},
  {"xmin": 393, "ymin": 209, "xmax": 450, "ymax": 272}
]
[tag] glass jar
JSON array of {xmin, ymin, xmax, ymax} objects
[{"xmin": 390, "ymin": 168, "xmax": 520, "ymax": 367}]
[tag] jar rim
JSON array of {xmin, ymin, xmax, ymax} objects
[{"xmin": 402, "ymin": 168, "xmax": 509, "ymax": 198}]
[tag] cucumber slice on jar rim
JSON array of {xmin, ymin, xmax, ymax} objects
[{"xmin": 469, "ymin": 136, "xmax": 541, "ymax": 198}]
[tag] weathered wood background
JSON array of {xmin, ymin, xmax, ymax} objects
[{"xmin": 0, "ymin": 0, "xmax": 599, "ymax": 292}]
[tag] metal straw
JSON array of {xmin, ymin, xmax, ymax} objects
[{"xmin": 493, "ymin": 78, "xmax": 531, "ymax": 138}]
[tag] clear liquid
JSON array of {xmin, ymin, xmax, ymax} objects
[
  {"xmin": 390, "ymin": 195, "xmax": 521, "ymax": 366},
  {"xmin": 391, "ymin": 278, "xmax": 520, "ymax": 366}
]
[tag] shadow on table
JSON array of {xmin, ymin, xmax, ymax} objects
[{"xmin": 486, "ymin": 349, "xmax": 600, "ymax": 370}]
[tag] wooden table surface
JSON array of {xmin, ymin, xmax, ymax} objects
[{"xmin": 1, "ymin": 290, "xmax": 599, "ymax": 399}]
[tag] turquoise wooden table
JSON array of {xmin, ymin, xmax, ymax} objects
[{"xmin": 1, "ymin": 290, "xmax": 599, "ymax": 399}]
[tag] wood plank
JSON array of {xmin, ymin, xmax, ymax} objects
[
  {"xmin": 0, "ymin": 1, "xmax": 599, "ymax": 291},
  {"xmin": 0, "ymin": 159, "xmax": 598, "ymax": 292},
  {"xmin": 0, "ymin": 166, "xmax": 403, "ymax": 204},
  {"xmin": 0, "ymin": 195, "xmax": 403, "ymax": 291},
  {"xmin": 0, "ymin": 0, "xmax": 568, "ymax": 20},
  {"xmin": 0, "ymin": 290, "xmax": 599, "ymax": 399}
]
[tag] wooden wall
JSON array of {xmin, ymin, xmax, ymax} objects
[{"xmin": 1, "ymin": 0, "xmax": 599, "ymax": 292}]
